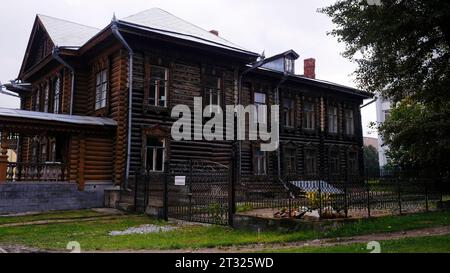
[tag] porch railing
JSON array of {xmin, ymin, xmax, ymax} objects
[{"xmin": 6, "ymin": 162, "xmax": 68, "ymax": 182}]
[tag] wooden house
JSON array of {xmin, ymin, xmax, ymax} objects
[{"xmin": 0, "ymin": 8, "xmax": 371, "ymax": 197}]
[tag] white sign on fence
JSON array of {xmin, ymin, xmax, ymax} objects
[{"xmin": 175, "ymin": 176, "xmax": 186, "ymax": 186}]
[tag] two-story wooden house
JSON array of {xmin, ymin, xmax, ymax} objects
[{"xmin": 0, "ymin": 8, "xmax": 371, "ymax": 200}]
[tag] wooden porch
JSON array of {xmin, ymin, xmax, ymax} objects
[{"xmin": 0, "ymin": 108, "xmax": 117, "ymax": 190}]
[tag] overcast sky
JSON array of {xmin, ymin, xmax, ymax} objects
[{"xmin": 0, "ymin": 0, "xmax": 377, "ymax": 137}]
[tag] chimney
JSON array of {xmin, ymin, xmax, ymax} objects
[
  {"xmin": 304, "ymin": 58, "xmax": 316, "ymax": 79},
  {"xmin": 209, "ymin": 30, "xmax": 219, "ymax": 36}
]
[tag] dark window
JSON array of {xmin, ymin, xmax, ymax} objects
[
  {"xmin": 329, "ymin": 151, "xmax": 340, "ymax": 175},
  {"xmin": 285, "ymin": 58, "xmax": 294, "ymax": 73},
  {"xmin": 328, "ymin": 106, "xmax": 338, "ymax": 133},
  {"xmin": 254, "ymin": 92, "xmax": 267, "ymax": 124},
  {"xmin": 303, "ymin": 101, "xmax": 315, "ymax": 130},
  {"xmin": 149, "ymin": 66, "xmax": 168, "ymax": 107},
  {"xmin": 35, "ymin": 89, "xmax": 40, "ymax": 111},
  {"xmin": 254, "ymin": 148, "xmax": 266, "ymax": 175},
  {"xmin": 43, "ymin": 84, "xmax": 50, "ymax": 113},
  {"xmin": 348, "ymin": 152, "xmax": 358, "ymax": 175},
  {"xmin": 344, "ymin": 109, "xmax": 355, "ymax": 135},
  {"xmin": 204, "ymin": 75, "xmax": 221, "ymax": 112},
  {"xmin": 305, "ymin": 148, "xmax": 318, "ymax": 176},
  {"xmin": 283, "ymin": 97, "xmax": 295, "ymax": 127},
  {"xmin": 53, "ymin": 77, "xmax": 61, "ymax": 114},
  {"xmin": 95, "ymin": 69, "xmax": 108, "ymax": 110},
  {"xmin": 145, "ymin": 137, "xmax": 165, "ymax": 172},
  {"xmin": 284, "ymin": 147, "xmax": 297, "ymax": 174}
]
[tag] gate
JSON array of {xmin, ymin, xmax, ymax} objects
[{"xmin": 165, "ymin": 160, "xmax": 231, "ymax": 225}]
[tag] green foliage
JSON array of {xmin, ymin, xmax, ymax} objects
[
  {"xmin": 320, "ymin": 0, "xmax": 450, "ymax": 174},
  {"xmin": 363, "ymin": 145, "xmax": 380, "ymax": 176}
]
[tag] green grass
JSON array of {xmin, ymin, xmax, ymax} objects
[
  {"xmin": 1, "ymin": 210, "xmax": 450, "ymax": 251},
  {"xmin": 266, "ymin": 234, "xmax": 450, "ymax": 253},
  {"xmin": 0, "ymin": 209, "xmax": 104, "ymax": 225}
]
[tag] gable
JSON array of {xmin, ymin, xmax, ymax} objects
[{"xmin": 19, "ymin": 17, "xmax": 55, "ymax": 78}]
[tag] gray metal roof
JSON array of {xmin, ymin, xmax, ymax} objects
[
  {"xmin": 290, "ymin": 180, "xmax": 344, "ymax": 194},
  {"xmin": 0, "ymin": 107, "xmax": 117, "ymax": 127},
  {"xmin": 119, "ymin": 8, "xmax": 258, "ymax": 56},
  {"xmin": 37, "ymin": 15, "xmax": 100, "ymax": 48}
]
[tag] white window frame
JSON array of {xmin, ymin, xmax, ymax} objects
[
  {"xmin": 254, "ymin": 92, "xmax": 267, "ymax": 124},
  {"xmin": 328, "ymin": 106, "xmax": 338, "ymax": 133},
  {"xmin": 149, "ymin": 66, "xmax": 168, "ymax": 107},
  {"xmin": 95, "ymin": 69, "xmax": 108, "ymax": 110},
  {"xmin": 145, "ymin": 138, "xmax": 166, "ymax": 172},
  {"xmin": 345, "ymin": 109, "xmax": 355, "ymax": 135},
  {"xmin": 303, "ymin": 101, "xmax": 315, "ymax": 130},
  {"xmin": 43, "ymin": 84, "xmax": 49, "ymax": 113},
  {"xmin": 53, "ymin": 77, "xmax": 61, "ymax": 114}
]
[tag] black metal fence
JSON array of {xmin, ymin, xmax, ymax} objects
[
  {"xmin": 135, "ymin": 164, "xmax": 448, "ymax": 225},
  {"xmin": 135, "ymin": 160, "xmax": 232, "ymax": 225},
  {"xmin": 235, "ymin": 170, "xmax": 447, "ymax": 220}
]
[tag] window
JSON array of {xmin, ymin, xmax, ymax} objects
[
  {"xmin": 344, "ymin": 109, "xmax": 355, "ymax": 135},
  {"xmin": 285, "ymin": 58, "xmax": 294, "ymax": 73},
  {"xmin": 305, "ymin": 148, "xmax": 318, "ymax": 176},
  {"xmin": 53, "ymin": 77, "xmax": 61, "ymax": 114},
  {"xmin": 329, "ymin": 151, "xmax": 340, "ymax": 175},
  {"xmin": 148, "ymin": 66, "xmax": 168, "ymax": 107},
  {"xmin": 35, "ymin": 89, "xmax": 40, "ymax": 111},
  {"xmin": 348, "ymin": 152, "xmax": 358, "ymax": 175},
  {"xmin": 303, "ymin": 101, "xmax": 315, "ymax": 130},
  {"xmin": 254, "ymin": 148, "xmax": 266, "ymax": 175},
  {"xmin": 283, "ymin": 97, "xmax": 295, "ymax": 127},
  {"xmin": 254, "ymin": 92, "xmax": 267, "ymax": 124},
  {"xmin": 95, "ymin": 69, "xmax": 108, "ymax": 110},
  {"xmin": 327, "ymin": 106, "xmax": 338, "ymax": 133},
  {"xmin": 284, "ymin": 147, "xmax": 297, "ymax": 174},
  {"xmin": 40, "ymin": 140, "xmax": 48, "ymax": 163},
  {"xmin": 204, "ymin": 75, "xmax": 221, "ymax": 112},
  {"xmin": 43, "ymin": 84, "xmax": 50, "ymax": 113},
  {"xmin": 145, "ymin": 137, "xmax": 165, "ymax": 172},
  {"xmin": 383, "ymin": 110, "xmax": 391, "ymax": 121}
]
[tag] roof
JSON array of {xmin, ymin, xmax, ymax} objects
[
  {"xmin": 0, "ymin": 108, "xmax": 117, "ymax": 127},
  {"xmin": 118, "ymin": 8, "xmax": 258, "ymax": 56},
  {"xmin": 253, "ymin": 66, "xmax": 373, "ymax": 99},
  {"xmin": 37, "ymin": 14, "xmax": 100, "ymax": 47},
  {"xmin": 290, "ymin": 181, "xmax": 344, "ymax": 194}
]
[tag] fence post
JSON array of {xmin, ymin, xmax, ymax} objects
[
  {"xmin": 318, "ymin": 179, "xmax": 322, "ymax": 219},
  {"xmin": 397, "ymin": 172, "xmax": 402, "ymax": 215},
  {"xmin": 228, "ymin": 160, "xmax": 235, "ymax": 227},
  {"xmin": 134, "ymin": 169, "xmax": 138, "ymax": 212},
  {"xmin": 366, "ymin": 168, "xmax": 371, "ymax": 218},
  {"xmin": 344, "ymin": 171, "xmax": 348, "ymax": 218},
  {"xmin": 424, "ymin": 176, "xmax": 429, "ymax": 213},
  {"xmin": 188, "ymin": 160, "xmax": 193, "ymax": 221},
  {"xmin": 163, "ymin": 161, "xmax": 169, "ymax": 221}
]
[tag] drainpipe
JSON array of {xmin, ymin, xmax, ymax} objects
[
  {"xmin": 111, "ymin": 18, "xmax": 133, "ymax": 189},
  {"xmin": 52, "ymin": 47, "xmax": 75, "ymax": 115},
  {"xmin": 275, "ymin": 74, "xmax": 288, "ymax": 178}
]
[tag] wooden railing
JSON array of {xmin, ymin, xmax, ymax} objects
[{"xmin": 6, "ymin": 162, "xmax": 68, "ymax": 182}]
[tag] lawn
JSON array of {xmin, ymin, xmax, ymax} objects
[
  {"xmin": 266, "ymin": 234, "xmax": 450, "ymax": 253},
  {"xmin": 0, "ymin": 210, "xmax": 450, "ymax": 251}
]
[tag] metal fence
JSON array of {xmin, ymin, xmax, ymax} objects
[
  {"xmin": 135, "ymin": 164, "xmax": 448, "ymax": 225},
  {"xmin": 235, "ymin": 170, "xmax": 446, "ymax": 220}
]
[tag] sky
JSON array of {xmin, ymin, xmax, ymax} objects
[{"xmin": 0, "ymin": 0, "xmax": 378, "ymax": 137}]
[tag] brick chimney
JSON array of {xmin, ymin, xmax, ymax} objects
[
  {"xmin": 304, "ymin": 58, "xmax": 316, "ymax": 79},
  {"xmin": 209, "ymin": 30, "xmax": 219, "ymax": 36}
]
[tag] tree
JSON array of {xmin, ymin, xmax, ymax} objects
[
  {"xmin": 321, "ymin": 0, "xmax": 450, "ymax": 174},
  {"xmin": 363, "ymin": 145, "xmax": 380, "ymax": 176}
]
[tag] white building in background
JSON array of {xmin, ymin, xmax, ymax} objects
[{"xmin": 376, "ymin": 95, "xmax": 392, "ymax": 168}]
